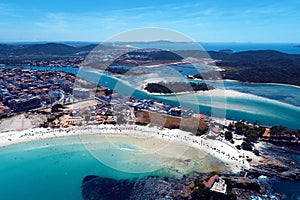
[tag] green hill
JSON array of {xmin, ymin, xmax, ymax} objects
[
  {"xmin": 14, "ymin": 43, "xmax": 78, "ymax": 55},
  {"xmin": 191, "ymin": 50, "xmax": 300, "ymax": 86}
]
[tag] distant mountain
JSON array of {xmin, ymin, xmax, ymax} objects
[
  {"xmin": 14, "ymin": 43, "xmax": 79, "ymax": 55},
  {"xmin": 0, "ymin": 44, "xmax": 21, "ymax": 54},
  {"xmin": 1, "ymin": 42, "xmax": 300, "ymax": 86},
  {"xmin": 0, "ymin": 42, "xmax": 120, "ymax": 57},
  {"xmin": 60, "ymin": 41, "xmax": 97, "ymax": 47},
  {"xmin": 77, "ymin": 44, "xmax": 98, "ymax": 51}
]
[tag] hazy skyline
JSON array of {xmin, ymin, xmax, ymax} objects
[{"xmin": 0, "ymin": 0, "xmax": 299, "ymax": 42}]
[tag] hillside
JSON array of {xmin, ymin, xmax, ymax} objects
[
  {"xmin": 0, "ymin": 44, "xmax": 21, "ymax": 54},
  {"xmin": 209, "ymin": 50, "xmax": 300, "ymax": 68},
  {"xmin": 14, "ymin": 43, "xmax": 78, "ymax": 55},
  {"xmin": 1, "ymin": 43, "xmax": 300, "ymax": 85},
  {"xmin": 190, "ymin": 50, "xmax": 300, "ymax": 86},
  {"xmin": 0, "ymin": 43, "xmax": 105, "ymax": 57}
]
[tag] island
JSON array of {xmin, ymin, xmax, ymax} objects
[{"xmin": 144, "ymin": 81, "xmax": 215, "ymax": 94}]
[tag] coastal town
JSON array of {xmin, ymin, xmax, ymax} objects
[
  {"xmin": 0, "ymin": 67, "xmax": 76, "ymax": 117},
  {"xmin": 1, "ymin": 0, "xmax": 300, "ymax": 198},
  {"xmin": 0, "ymin": 66, "xmax": 299, "ymax": 199}
]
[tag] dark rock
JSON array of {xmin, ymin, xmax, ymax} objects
[
  {"xmin": 82, "ymin": 175, "xmax": 99, "ymax": 184},
  {"xmin": 81, "ymin": 176, "xmax": 134, "ymax": 200},
  {"xmin": 81, "ymin": 174, "xmax": 207, "ymax": 200}
]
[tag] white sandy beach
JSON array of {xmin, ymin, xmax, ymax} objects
[
  {"xmin": 0, "ymin": 124, "xmax": 251, "ymax": 173},
  {"xmin": 145, "ymin": 88, "xmax": 250, "ymax": 97}
]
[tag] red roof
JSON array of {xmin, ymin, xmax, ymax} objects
[
  {"xmin": 96, "ymin": 110, "xmax": 102, "ymax": 115},
  {"xmin": 197, "ymin": 114, "xmax": 207, "ymax": 120},
  {"xmin": 98, "ymin": 87, "xmax": 108, "ymax": 91},
  {"xmin": 204, "ymin": 175, "xmax": 219, "ymax": 188},
  {"xmin": 97, "ymin": 117, "xmax": 104, "ymax": 121},
  {"xmin": 263, "ymin": 128, "xmax": 270, "ymax": 137},
  {"xmin": 32, "ymin": 89, "xmax": 42, "ymax": 93}
]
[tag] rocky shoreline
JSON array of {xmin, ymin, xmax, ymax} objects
[
  {"xmin": 251, "ymin": 142, "xmax": 300, "ymax": 181},
  {"xmin": 81, "ymin": 143, "xmax": 299, "ymax": 200},
  {"xmin": 81, "ymin": 175, "xmax": 201, "ymax": 200},
  {"xmin": 81, "ymin": 173, "xmax": 284, "ymax": 200}
]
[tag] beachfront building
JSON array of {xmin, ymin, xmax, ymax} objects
[{"xmin": 203, "ymin": 175, "xmax": 227, "ymax": 194}]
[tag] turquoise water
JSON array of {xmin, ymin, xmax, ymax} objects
[
  {"xmin": 1, "ymin": 65, "xmax": 300, "ymax": 199},
  {"xmin": 0, "ymin": 137, "xmax": 169, "ymax": 200},
  {"xmin": 77, "ymin": 68, "xmax": 300, "ymax": 129},
  {"xmin": 5, "ymin": 65, "xmax": 300, "ymax": 129}
]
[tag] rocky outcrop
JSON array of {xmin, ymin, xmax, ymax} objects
[
  {"xmin": 81, "ymin": 176, "xmax": 133, "ymax": 200},
  {"xmin": 250, "ymin": 143, "xmax": 300, "ymax": 180},
  {"xmin": 81, "ymin": 172, "xmax": 288, "ymax": 200},
  {"xmin": 81, "ymin": 175, "xmax": 203, "ymax": 200},
  {"xmin": 248, "ymin": 166, "xmax": 300, "ymax": 181}
]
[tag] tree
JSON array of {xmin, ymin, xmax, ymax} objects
[
  {"xmin": 241, "ymin": 141, "xmax": 253, "ymax": 151},
  {"xmin": 105, "ymin": 89, "xmax": 113, "ymax": 96},
  {"xmin": 191, "ymin": 184, "xmax": 211, "ymax": 200},
  {"xmin": 253, "ymin": 149, "xmax": 260, "ymax": 156},
  {"xmin": 245, "ymin": 129, "xmax": 259, "ymax": 142},
  {"xmin": 227, "ymin": 123, "xmax": 234, "ymax": 131},
  {"xmin": 225, "ymin": 131, "xmax": 233, "ymax": 140},
  {"xmin": 51, "ymin": 104, "xmax": 64, "ymax": 112}
]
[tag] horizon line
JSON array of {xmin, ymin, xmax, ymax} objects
[{"xmin": 0, "ymin": 40, "xmax": 299, "ymax": 44}]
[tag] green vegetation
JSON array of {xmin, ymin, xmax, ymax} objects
[
  {"xmin": 234, "ymin": 122, "xmax": 248, "ymax": 135},
  {"xmin": 244, "ymin": 129, "xmax": 260, "ymax": 142},
  {"xmin": 191, "ymin": 183, "xmax": 211, "ymax": 199},
  {"xmin": 233, "ymin": 122, "xmax": 264, "ymax": 142},
  {"xmin": 230, "ymin": 121, "xmax": 265, "ymax": 153},
  {"xmin": 253, "ymin": 149, "xmax": 260, "ymax": 156},
  {"xmin": 191, "ymin": 177, "xmax": 236, "ymax": 200},
  {"xmin": 0, "ymin": 43, "xmax": 100, "ymax": 57},
  {"xmin": 145, "ymin": 81, "xmax": 215, "ymax": 94},
  {"xmin": 111, "ymin": 50, "xmax": 183, "ymax": 66},
  {"xmin": 241, "ymin": 141, "xmax": 252, "ymax": 151},
  {"xmin": 231, "ymin": 121, "xmax": 300, "ymax": 152},
  {"xmin": 104, "ymin": 89, "xmax": 113, "ymax": 96},
  {"xmin": 270, "ymin": 125, "xmax": 300, "ymax": 138},
  {"xmin": 225, "ymin": 131, "xmax": 233, "ymax": 140},
  {"xmin": 190, "ymin": 50, "xmax": 300, "ymax": 86}
]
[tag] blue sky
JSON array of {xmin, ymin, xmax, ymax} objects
[{"xmin": 0, "ymin": 0, "xmax": 299, "ymax": 42}]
